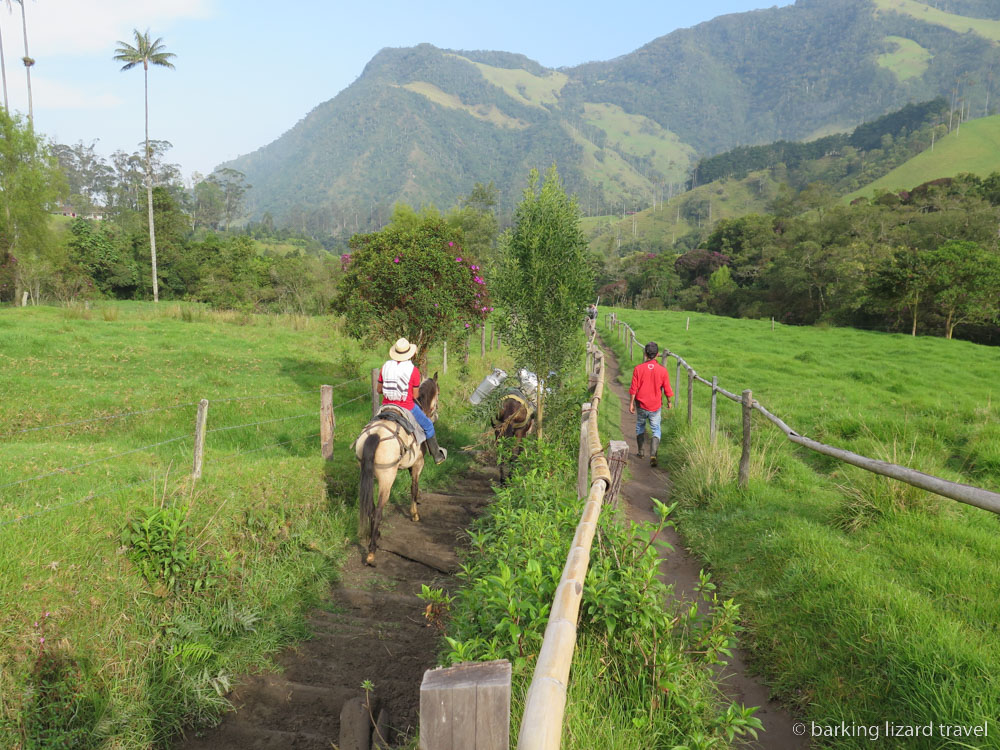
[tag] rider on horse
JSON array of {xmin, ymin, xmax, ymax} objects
[{"xmin": 377, "ymin": 337, "xmax": 447, "ymax": 464}]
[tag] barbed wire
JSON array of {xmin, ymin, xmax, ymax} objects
[
  {"xmin": 333, "ymin": 392, "xmax": 371, "ymax": 410},
  {"xmin": 216, "ymin": 432, "xmax": 323, "ymax": 462},
  {"xmin": 0, "ymin": 376, "xmax": 369, "ymax": 439},
  {"xmin": 0, "ymin": 476, "xmax": 158, "ymax": 529},
  {"xmin": 1, "ymin": 402, "xmax": 199, "ymax": 440},
  {"xmin": 0, "ymin": 434, "xmax": 192, "ymax": 490}
]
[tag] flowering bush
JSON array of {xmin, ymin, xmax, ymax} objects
[{"xmin": 334, "ymin": 216, "xmax": 491, "ymax": 362}]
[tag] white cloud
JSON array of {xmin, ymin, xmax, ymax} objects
[{"xmin": 0, "ymin": 0, "xmax": 214, "ymax": 57}]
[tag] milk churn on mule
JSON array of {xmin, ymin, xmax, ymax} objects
[{"xmin": 469, "ymin": 368, "xmax": 508, "ymax": 404}]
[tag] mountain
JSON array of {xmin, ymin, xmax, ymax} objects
[{"xmin": 222, "ymin": 0, "xmax": 999, "ymax": 233}]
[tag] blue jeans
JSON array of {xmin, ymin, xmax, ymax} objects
[
  {"xmin": 635, "ymin": 406, "xmax": 661, "ymax": 439},
  {"xmin": 411, "ymin": 401, "xmax": 435, "ymax": 439}
]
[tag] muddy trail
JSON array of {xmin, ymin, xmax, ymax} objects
[
  {"xmin": 599, "ymin": 336, "xmax": 808, "ymax": 749},
  {"xmin": 178, "ymin": 463, "xmax": 498, "ymax": 750}
]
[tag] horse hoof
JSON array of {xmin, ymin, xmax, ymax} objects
[
  {"xmin": 412, "ymin": 513, "xmax": 420, "ymax": 523},
  {"xmin": 365, "ymin": 553, "xmax": 376, "ymax": 566}
]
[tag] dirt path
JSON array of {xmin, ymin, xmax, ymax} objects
[
  {"xmin": 600, "ymin": 337, "xmax": 808, "ymax": 750},
  {"xmin": 177, "ymin": 464, "xmax": 497, "ymax": 750}
]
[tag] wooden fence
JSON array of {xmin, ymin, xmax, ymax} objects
[
  {"xmin": 605, "ymin": 312, "xmax": 1000, "ymax": 516},
  {"xmin": 418, "ymin": 318, "xmax": 620, "ymax": 749}
]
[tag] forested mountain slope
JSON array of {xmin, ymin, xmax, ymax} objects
[{"xmin": 222, "ymin": 0, "xmax": 999, "ymax": 232}]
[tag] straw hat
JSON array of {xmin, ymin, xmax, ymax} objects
[{"xmin": 389, "ymin": 337, "xmax": 417, "ymax": 361}]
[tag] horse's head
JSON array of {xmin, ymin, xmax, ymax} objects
[{"xmin": 418, "ymin": 371, "xmax": 440, "ymax": 422}]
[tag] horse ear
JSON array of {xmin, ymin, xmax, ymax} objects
[{"xmin": 433, "ymin": 371, "xmax": 439, "ymax": 381}]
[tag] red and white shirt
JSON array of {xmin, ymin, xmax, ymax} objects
[
  {"xmin": 379, "ymin": 360, "xmax": 420, "ymax": 410},
  {"xmin": 629, "ymin": 360, "xmax": 673, "ymax": 411}
]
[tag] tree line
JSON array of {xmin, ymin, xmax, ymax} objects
[{"xmin": 599, "ymin": 173, "xmax": 1000, "ymax": 343}]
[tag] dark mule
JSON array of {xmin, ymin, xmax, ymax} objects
[
  {"xmin": 355, "ymin": 374, "xmax": 440, "ymax": 565},
  {"xmin": 493, "ymin": 392, "xmax": 535, "ymax": 484}
]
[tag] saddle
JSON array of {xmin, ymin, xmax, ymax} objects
[{"xmin": 376, "ymin": 404, "xmax": 426, "ymax": 444}]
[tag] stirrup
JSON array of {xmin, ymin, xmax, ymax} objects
[{"xmin": 435, "ymin": 447, "xmax": 448, "ymax": 465}]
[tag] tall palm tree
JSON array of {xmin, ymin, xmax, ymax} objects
[
  {"xmin": 113, "ymin": 29, "xmax": 175, "ymax": 302},
  {"xmin": 13, "ymin": 0, "xmax": 31, "ymax": 124},
  {"xmin": 1, "ymin": 1, "xmax": 10, "ymax": 110}
]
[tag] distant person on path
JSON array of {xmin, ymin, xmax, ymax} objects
[
  {"xmin": 377, "ymin": 337, "xmax": 447, "ymax": 464},
  {"xmin": 587, "ymin": 303, "xmax": 598, "ymax": 320},
  {"xmin": 629, "ymin": 341, "xmax": 673, "ymax": 467}
]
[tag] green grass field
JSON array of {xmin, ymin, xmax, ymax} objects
[
  {"xmin": 600, "ymin": 308, "xmax": 1000, "ymax": 747},
  {"xmin": 874, "ymin": 0, "xmax": 1000, "ymax": 43},
  {"xmin": 876, "ymin": 35, "xmax": 932, "ymax": 81},
  {"xmin": 0, "ymin": 302, "xmax": 498, "ymax": 748},
  {"xmin": 847, "ymin": 115, "xmax": 1000, "ymax": 200}
]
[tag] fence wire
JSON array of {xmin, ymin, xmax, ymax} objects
[{"xmin": 1, "ymin": 402, "xmax": 199, "ymax": 440}]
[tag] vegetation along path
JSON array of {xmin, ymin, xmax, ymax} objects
[
  {"xmin": 177, "ymin": 461, "xmax": 498, "ymax": 750},
  {"xmin": 599, "ymin": 336, "xmax": 807, "ymax": 750}
]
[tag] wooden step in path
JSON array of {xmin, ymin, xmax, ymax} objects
[{"xmin": 177, "ymin": 464, "xmax": 498, "ymax": 750}]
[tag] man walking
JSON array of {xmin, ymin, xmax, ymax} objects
[{"xmin": 628, "ymin": 341, "xmax": 673, "ymax": 466}]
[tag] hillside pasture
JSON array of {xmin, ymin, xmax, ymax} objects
[
  {"xmin": 846, "ymin": 115, "xmax": 1000, "ymax": 199},
  {"xmin": 876, "ymin": 35, "xmax": 932, "ymax": 81},
  {"xmin": 600, "ymin": 308, "xmax": 1000, "ymax": 746},
  {"xmin": 873, "ymin": 0, "xmax": 1000, "ymax": 42},
  {"xmin": 0, "ymin": 303, "xmax": 491, "ymax": 747}
]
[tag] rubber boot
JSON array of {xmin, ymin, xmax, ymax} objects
[
  {"xmin": 425, "ymin": 436, "xmax": 448, "ymax": 465},
  {"xmin": 650, "ymin": 436, "xmax": 660, "ymax": 467},
  {"xmin": 636, "ymin": 432, "xmax": 645, "ymax": 459}
]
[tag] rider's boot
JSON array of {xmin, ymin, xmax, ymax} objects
[
  {"xmin": 650, "ymin": 437, "xmax": 660, "ymax": 467},
  {"xmin": 425, "ymin": 436, "xmax": 448, "ymax": 465},
  {"xmin": 636, "ymin": 432, "xmax": 645, "ymax": 459}
]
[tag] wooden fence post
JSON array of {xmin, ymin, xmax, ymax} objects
[
  {"xmin": 687, "ymin": 369, "xmax": 694, "ymax": 425},
  {"xmin": 771, "ymin": 317, "xmax": 775, "ymax": 331},
  {"xmin": 192, "ymin": 399, "xmax": 209, "ymax": 480},
  {"xmin": 465, "ymin": 337, "xmax": 470, "ymax": 365},
  {"xmin": 628, "ymin": 334, "xmax": 634, "ymax": 361},
  {"xmin": 420, "ymin": 660, "xmax": 511, "ymax": 750},
  {"xmin": 443, "ymin": 340, "xmax": 448, "ymax": 375},
  {"xmin": 320, "ymin": 385, "xmax": 335, "ymax": 461},
  {"xmin": 606, "ymin": 441, "xmax": 628, "ymax": 508},
  {"xmin": 481, "ymin": 325, "xmax": 486, "ymax": 358},
  {"xmin": 686, "ymin": 316, "xmax": 690, "ymax": 330},
  {"xmin": 739, "ymin": 389, "xmax": 752, "ymax": 487},
  {"xmin": 710, "ymin": 376, "xmax": 718, "ymax": 444},
  {"xmin": 371, "ymin": 367, "xmax": 380, "ymax": 418},
  {"xmin": 490, "ymin": 324, "xmax": 495, "ymax": 351},
  {"xmin": 675, "ymin": 361, "xmax": 682, "ymax": 410},
  {"xmin": 578, "ymin": 403, "xmax": 591, "ymax": 500},
  {"xmin": 497, "ymin": 333, "xmax": 501, "ymax": 350}
]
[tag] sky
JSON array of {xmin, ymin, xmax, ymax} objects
[{"xmin": 0, "ymin": 0, "xmax": 795, "ymax": 182}]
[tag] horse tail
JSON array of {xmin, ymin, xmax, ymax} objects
[{"xmin": 359, "ymin": 433, "xmax": 380, "ymax": 541}]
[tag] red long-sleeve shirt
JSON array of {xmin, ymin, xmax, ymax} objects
[{"xmin": 629, "ymin": 359, "xmax": 673, "ymax": 411}]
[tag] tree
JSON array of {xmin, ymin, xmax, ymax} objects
[
  {"xmin": 0, "ymin": 1, "xmax": 9, "ymax": 110},
  {"xmin": 192, "ymin": 178, "xmax": 224, "ymax": 230},
  {"xmin": 208, "ymin": 168, "xmax": 250, "ymax": 230},
  {"xmin": 0, "ymin": 108, "xmax": 64, "ymax": 302},
  {"xmin": 113, "ymin": 29, "xmax": 176, "ymax": 302},
  {"xmin": 333, "ymin": 209, "xmax": 490, "ymax": 366},
  {"xmin": 492, "ymin": 166, "xmax": 594, "ymax": 432},
  {"xmin": 925, "ymin": 241, "xmax": 1000, "ymax": 339},
  {"xmin": 867, "ymin": 246, "xmax": 929, "ymax": 336}
]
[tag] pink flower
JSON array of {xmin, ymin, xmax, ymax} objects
[
  {"xmin": 434, "ymin": 303, "xmax": 439, "ymax": 307},
  {"xmin": 465, "ymin": 323, "xmax": 470, "ymax": 328},
  {"xmin": 448, "ymin": 241, "xmax": 455, "ymax": 247},
  {"xmin": 488, "ymin": 307, "xmax": 494, "ymax": 311},
  {"xmin": 39, "ymin": 637, "xmax": 44, "ymax": 644},
  {"xmin": 456, "ymin": 257, "xmax": 463, "ymax": 262},
  {"xmin": 393, "ymin": 257, "xmax": 400, "ymax": 263}
]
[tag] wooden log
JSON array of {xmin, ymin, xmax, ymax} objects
[
  {"xmin": 675, "ymin": 360, "xmax": 682, "ymax": 411},
  {"xmin": 710, "ymin": 376, "xmax": 718, "ymax": 444},
  {"xmin": 628, "ymin": 334, "xmax": 633, "ymax": 361},
  {"xmin": 578, "ymin": 403, "xmax": 591, "ymax": 500},
  {"xmin": 606, "ymin": 440, "xmax": 628, "ymax": 508},
  {"xmin": 320, "ymin": 385, "xmax": 335, "ymax": 461},
  {"xmin": 420, "ymin": 660, "xmax": 511, "ymax": 750},
  {"xmin": 371, "ymin": 367, "xmax": 380, "ymax": 418},
  {"xmin": 192, "ymin": 399, "xmax": 209, "ymax": 480},
  {"xmin": 739, "ymin": 389, "xmax": 752, "ymax": 487}
]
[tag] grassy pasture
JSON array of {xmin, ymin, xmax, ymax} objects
[
  {"xmin": 600, "ymin": 308, "xmax": 1000, "ymax": 746},
  {"xmin": 873, "ymin": 0, "xmax": 1000, "ymax": 42},
  {"xmin": 0, "ymin": 302, "xmax": 496, "ymax": 748},
  {"xmin": 847, "ymin": 115, "xmax": 1000, "ymax": 200},
  {"xmin": 876, "ymin": 35, "xmax": 932, "ymax": 81}
]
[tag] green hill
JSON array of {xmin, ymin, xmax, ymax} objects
[{"xmin": 847, "ymin": 114, "xmax": 1000, "ymax": 198}]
